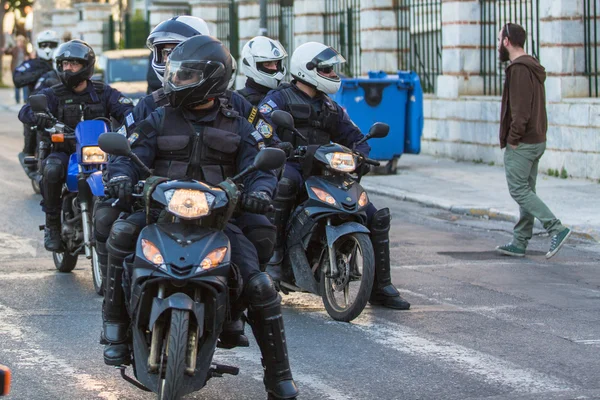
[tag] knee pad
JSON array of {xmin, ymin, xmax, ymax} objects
[
  {"xmin": 243, "ymin": 224, "xmax": 277, "ymax": 265},
  {"xmin": 244, "ymin": 272, "xmax": 279, "ymax": 306},
  {"xmin": 43, "ymin": 158, "xmax": 65, "ymax": 184},
  {"xmin": 370, "ymin": 207, "xmax": 391, "ymax": 234},
  {"xmin": 275, "ymin": 177, "xmax": 297, "ymax": 201},
  {"xmin": 107, "ymin": 219, "xmax": 141, "ymax": 255},
  {"xmin": 94, "ymin": 202, "xmax": 122, "ymax": 243}
]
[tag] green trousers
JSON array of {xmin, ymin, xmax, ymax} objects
[{"xmin": 504, "ymin": 142, "xmax": 565, "ymax": 249}]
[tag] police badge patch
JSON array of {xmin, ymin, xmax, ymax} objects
[
  {"xmin": 258, "ymin": 104, "xmax": 272, "ymax": 114},
  {"xmin": 118, "ymin": 96, "xmax": 133, "ymax": 105},
  {"xmin": 256, "ymin": 119, "xmax": 273, "ymax": 139},
  {"xmin": 128, "ymin": 132, "xmax": 139, "ymax": 144}
]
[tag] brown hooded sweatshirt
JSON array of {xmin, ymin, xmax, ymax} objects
[{"xmin": 499, "ymin": 55, "xmax": 547, "ymax": 149}]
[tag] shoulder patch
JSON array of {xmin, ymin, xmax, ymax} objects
[
  {"xmin": 116, "ymin": 124, "xmax": 127, "ymax": 136},
  {"xmin": 267, "ymin": 99, "xmax": 277, "ymax": 108},
  {"xmin": 250, "ymin": 130, "xmax": 264, "ymax": 143},
  {"xmin": 259, "ymin": 104, "xmax": 273, "ymax": 114},
  {"xmin": 125, "ymin": 112, "xmax": 135, "ymax": 127},
  {"xmin": 127, "ymin": 132, "xmax": 139, "ymax": 144},
  {"xmin": 256, "ymin": 119, "xmax": 273, "ymax": 139},
  {"xmin": 119, "ymin": 96, "xmax": 133, "ymax": 105}
]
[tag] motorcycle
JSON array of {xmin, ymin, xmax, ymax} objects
[
  {"xmin": 98, "ymin": 133, "xmax": 286, "ymax": 400},
  {"xmin": 268, "ymin": 110, "xmax": 389, "ymax": 322},
  {"xmin": 18, "ymin": 127, "xmax": 43, "ymax": 194},
  {"xmin": 29, "ymin": 94, "xmax": 108, "ymax": 295}
]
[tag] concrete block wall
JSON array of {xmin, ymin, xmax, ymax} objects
[{"xmin": 74, "ymin": 3, "xmax": 113, "ymax": 53}]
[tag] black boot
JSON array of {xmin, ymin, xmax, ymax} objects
[
  {"xmin": 102, "ymin": 250, "xmax": 130, "ymax": 365},
  {"xmin": 44, "ymin": 213, "xmax": 62, "ymax": 251},
  {"xmin": 266, "ymin": 177, "xmax": 296, "ymax": 281},
  {"xmin": 218, "ymin": 303, "xmax": 249, "ymax": 349},
  {"xmin": 369, "ymin": 208, "xmax": 410, "ymax": 310},
  {"xmin": 246, "ymin": 275, "xmax": 298, "ymax": 399}
]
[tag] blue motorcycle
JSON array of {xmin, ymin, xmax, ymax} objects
[{"xmin": 29, "ymin": 94, "xmax": 108, "ymax": 295}]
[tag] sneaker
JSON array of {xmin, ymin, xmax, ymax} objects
[
  {"xmin": 495, "ymin": 243, "xmax": 526, "ymax": 257},
  {"xmin": 546, "ymin": 228, "xmax": 571, "ymax": 259}
]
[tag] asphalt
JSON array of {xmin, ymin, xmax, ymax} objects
[{"xmin": 3, "ymin": 87, "xmax": 597, "ymax": 243}]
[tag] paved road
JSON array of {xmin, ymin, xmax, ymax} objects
[{"xmin": 1, "ymin": 109, "xmax": 599, "ymax": 400}]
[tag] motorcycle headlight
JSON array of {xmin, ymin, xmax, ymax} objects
[
  {"xmin": 141, "ymin": 239, "xmax": 165, "ymax": 269},
  {"xmin": 358, "ymin": 191, "xmax": 369, "ymax": 208},
  {"xmin": 196, "ymin": 247, "xmax": 228, "ymax": 272},
  {"xmin": 165, "ymin": 189, "xmax": 215, "ymax": 219},
  {"xmin": 81, "ymin": 146, "xmax": 107, "ymax": 164},
  {"xmin": 325, "ymin": 152, "xmax": 356, "ymax": 172},
  {"xmin": 311, "ymin": 187, "xmax": 337, "ymax": 206}
]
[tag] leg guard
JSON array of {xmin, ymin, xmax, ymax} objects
[
  {"xmin": 267, "ymin": 178, "xmax": 297, "ymax": 270},
  {"xmin": 94, "ymin": 201, "xmax": 123, "ymax": 277},
  {"xmin": 245, "ymin": 272, "xmax": 298, "ymax": 399},
  {"xmin": 103, "ymin": 219, "xmax": 140, "ymax": 365},
  {"xmin": 23, "ymin": 124, "xmax": 36, "ymax": 155},
  {"xmin": 218, "ymin": 300, "xmax": 250, "ymax": 349},
  {"xmin": 44, "ymin": 213, "xmax": 62, "ymax": 251},
  {"xmin": 369, "ymin": 208, "xmax": 410, "ymax": 310},
  {"xmin": 243, "ymin": 223, "xmax": 277, "ymax": 267},
  {"xmin": 42, "ymin": 157, "xmax": 65, "ymax": 214}
]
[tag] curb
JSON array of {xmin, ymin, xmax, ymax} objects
[{"xmin": 363, "ymin": 183, "xmax": 600, "ymax": 243}]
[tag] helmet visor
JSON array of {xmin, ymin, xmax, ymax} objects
[
  {"xmin": 39, "ymin": 42, "xmax": 58, "ymax": 49},
  {"xmin": 164, "ymin": 60, "xmax": 225, "ymax": 91},
  {"xmin": 311, "ymin": 47, "xmax": 346, "ymax": 68}
]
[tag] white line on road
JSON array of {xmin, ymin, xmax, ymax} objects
[{"xmin": 0, "ymin": 303, "xmax": 122, "ymax": 400}]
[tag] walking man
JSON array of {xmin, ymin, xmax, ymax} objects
[{"xmin": 495, "ymin": 22, "xmax": 571, "ymax": 259}]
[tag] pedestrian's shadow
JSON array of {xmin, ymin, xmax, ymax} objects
[{"xmin": 437, "ymin": 250, "xmax": 546, "ymax": 260}]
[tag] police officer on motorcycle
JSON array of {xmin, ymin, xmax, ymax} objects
[
  {"xmin": 102, "ymin": 35, "xmax": 298, "ymax": 400},
  {"xmin": 18, "ymin": 39, "xmax": 134, "ymax": 252},
  {"xmin": 238, "ymin": 36, "xmax": 288, "ymax": 107},
  {"xmin": 14, "ymin": 30, "xmax": 60, "ymax": 159},
  {"xmin": 259, "ymin": 42, "xmax": 411, "ymax": 310}
]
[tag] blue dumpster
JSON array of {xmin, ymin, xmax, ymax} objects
[{"xmin": 332, "ymin": 71, "xmax": 424, "ymax": 173}]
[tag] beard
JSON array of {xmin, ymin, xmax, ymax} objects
[{"xmin": 498, "ymin": 44, "xmax": 510, "ymax": 63}]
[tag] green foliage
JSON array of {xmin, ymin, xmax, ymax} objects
[
  {"xmin": 128, "ymin": 11, "xmax": 150, "ymax": 49},
  {"xmin": 560, "ymin": 167, "xmax": 568, "ymax": 179},
  {"xmin": 547, "ymin": 168, "xmax": 559, "ymax": 177},
  {"xmin": 488, "ymin": 161, "xmax": 495, "ymax": 166},
  {"xmin": 473, "ymin": 158, "xmax": 484, "ymax": 164}
]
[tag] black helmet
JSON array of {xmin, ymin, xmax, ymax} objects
[
  {"xmin": 54, "ymin": 39, "xmax": 96, "ymax": 90},
  {"xmin": 163, "ymin": 35, "xmax": 232, "ymax": 109}
]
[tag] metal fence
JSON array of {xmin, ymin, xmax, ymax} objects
[
  {"xmin": 103, "ymin": 12, "xmax": 151, "ymax": 51},
  {"xmin": 480, "ymin": 0, "xmax": 540, "ymax": 95},
  {"xmin": 324, "ymin": 0, "xmax": 361, "ymax": 77},
  {"xmin": 216, "ymin": 0, "xmax": 240, "ymax": 60},
  {"xmin": 396, "ymin": 0, "xmax": 442, "ymax": 93},
  {"xmin": 584, "ymin": 0, "xmax": 600, "ymax": 97}
]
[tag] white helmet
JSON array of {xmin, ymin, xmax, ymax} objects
[
  {"xmin": 228, "ymin": 56, "xmax": 238, "ymax": 90},
  {"xmin": 36, "ymin": 30, "xmax": 60, "ymax": 61},
  {"xmin": 290, "ymin": 42, "xmax": 346, "ymax": 94},
  {"xmin": 146, "ymin": 16, "xmax": 211, "ymax": 82},
  {"xmin": 241, "ymin": 36, "xmax": 287, "ymax": 89}
]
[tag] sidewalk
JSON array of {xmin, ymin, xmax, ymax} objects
[{"xmin": 362, "ymin": 154, "xmax": 600, "ymax": 242}]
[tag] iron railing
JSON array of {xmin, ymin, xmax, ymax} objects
[
  {"xmin": 584, "ymin": 0, "xmax": 600, "ymax": 97},
  {"xmin": 396, "ymin": 0, "xmax": 442, "ymax": 93},
  {"xmin": 324, "ymin": 0, "xmax": 361, "ymax": 77},
  {"xmin": 266, "ymin": 0, "xmax": 295, "ymax": 74},
  {"xmin": 480, "ymin": 0, "xmax": 540, "ymax": 95},
  {"xmin": 216, "ymin": 0, "xmax": 240, "ymax": 60}
]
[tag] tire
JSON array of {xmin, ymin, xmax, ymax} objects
[
  {"xmin": 53, "ymin": 251, "xmax": 78, "ymax": 273},
  {"xmin": 158, "ymin": 310, "xmax": 189, "ymax": 400},
  {"xmin": 31, "ymin": 177, "xmax": 41, "ymax": 194},
  {"xmin": 91, "ymin": 245, "xmax": 103, "ymax": 295},
  {"xmin": 320, "ymin": 232, "xmax": 374, "ymax": 322}
]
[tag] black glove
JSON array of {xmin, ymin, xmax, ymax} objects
[
  {"xmin": 242, "ymin": 191, "xmax": 272, "ymax": 214},
  {"xmin": 34, "ymin": 113, "xmax": 53, "ymax": 129},
  {"xmin": 275, "ymin": 142, "xmax": 294, "ymax": 157},
  {"xmin": 106, "ymin": 175, "xmax": 133, "ymax": 203},
  {"xmin": 359, "ymin": 163, "xmax": 371, "ymax": 176}
]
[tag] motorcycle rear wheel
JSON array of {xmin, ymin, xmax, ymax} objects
[
  {"xmin": 158, "ymin": 309, "xmax": 189, "ymax": 400},
  {"xmin": 320, "ymin": 232, "xmax": 374, "ymax": 322}
]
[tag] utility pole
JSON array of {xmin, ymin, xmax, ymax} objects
[{"xmin": 259, "ymin": 0, "xmax": 267, "ymax": 36}]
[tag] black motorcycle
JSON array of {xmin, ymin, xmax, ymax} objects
[
  {"xmin": 98, "ymin": 133, "xmax": 286, "ymax": 400},
  {"xmin": 268, "ymin": 111, "xmax": 388, "ymax": 322}
]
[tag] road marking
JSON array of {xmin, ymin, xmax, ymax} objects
[
  {"xmin": 217, "ymin": 347, "xmax": 355, "ymax": 400},
  {"xmin": 0, "ymin": 232, "xmax": 37, "ymax": 258},
  {"xmin": 571, "ymin": 339, "xmax": 600, "ymax": 345},
  {"xmin": 0, "ymin": 303, "xmax": 122, "ymax": 399}
]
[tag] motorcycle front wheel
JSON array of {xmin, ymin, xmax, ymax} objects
[
  {"xmin": 158, "ymin": 309, "xmax": 189, "ymax": 400},
  {"xmin": 53, "ymin": 251, "xmax": 78, "ymax": 273},
  {"xmin": 320, "ymin": 232, "xmax": 374, "ymax": 322}
]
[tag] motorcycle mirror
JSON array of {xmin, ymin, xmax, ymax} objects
[
  {"xmin": 270, "ymin": 110, "xmax": 295, "ymax": 131},
  {"xmin": 29, "ymin": 94, "xmax": 48, "ymax": 113},
  {"xmin": 0, "ymin": 365, "xmax": 11, "ymax": 396},
  {"xmin": 253, "ymin": 147, "xmax": 286, "ymax": 171},
  {"xmin": 98, "ymin": 132, "xmax": 131, "ymax": 156},
  {"xmin": 368, "ymin": 122, "xmax": 390, "ymax": 139}
]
